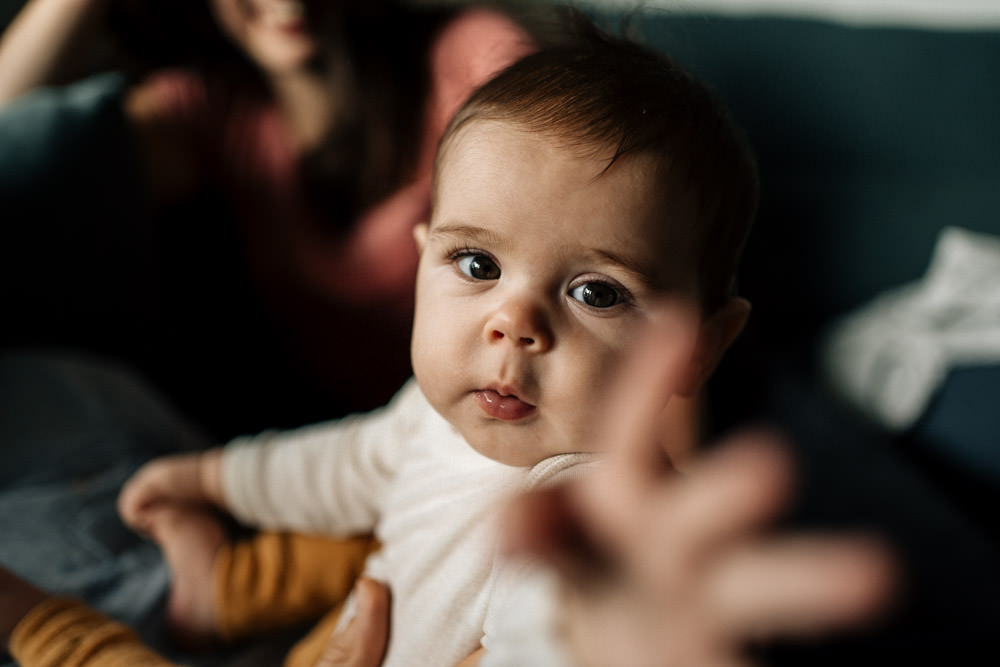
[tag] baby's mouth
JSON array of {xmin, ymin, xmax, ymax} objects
[{"xmin": 474, "ymin": 389, "xmax": 537, "ymax": 421}]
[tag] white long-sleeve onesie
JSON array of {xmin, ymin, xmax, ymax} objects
[{"xmin": 221, "ymin": 379, "xmax": 590, "ymax": 667}]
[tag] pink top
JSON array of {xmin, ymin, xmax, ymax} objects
[{"xmin": 141, "ymin": 9, "xmax": 534, "ymax": 410}]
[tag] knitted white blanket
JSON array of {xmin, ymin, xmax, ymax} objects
[{"xmin": 822, "ymin": 226, "xmax": 1000, "ymax": 430}]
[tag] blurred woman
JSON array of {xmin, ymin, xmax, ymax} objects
[{"xmin": 0, "ymin": 0, "xmax": 536, "ymax": 438}]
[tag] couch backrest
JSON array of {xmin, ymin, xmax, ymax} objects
[{"xmin": 622, "ymin": 14, "xmax": 1000, "ymax": 425}]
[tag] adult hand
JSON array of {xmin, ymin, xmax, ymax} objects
[
  {"xmin": 314, "ymin": 578, "xmax": 391, "ymax": 667},
  {"xmin": 503, "ymin": 306, "xmax": 898, "ymax": 667}
]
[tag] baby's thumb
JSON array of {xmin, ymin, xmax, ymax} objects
[{"xmin": 116, "ymin": 482, "xmax": 149, "ymax": 533}]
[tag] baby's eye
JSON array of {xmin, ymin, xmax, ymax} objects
[
  {"xmin": 569, "ymin": 282, "xmax": 625, "ymax": 309},
  {"xmin": 456, "ymin": 253, "xmax": 500, "ymax": 280}
]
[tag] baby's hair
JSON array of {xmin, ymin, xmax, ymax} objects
[{"xmin": 436, "ymin": 10, "xmax": 758, "ymax": 312}]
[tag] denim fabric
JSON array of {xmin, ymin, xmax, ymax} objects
[{"xmin": 0, "ymin": 350, "xmax": 213, "ymax": 664}]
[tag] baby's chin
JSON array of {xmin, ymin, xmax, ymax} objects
[{"xmin": 461, "ymin": 425, "xmax": 579, "ymax": 468}]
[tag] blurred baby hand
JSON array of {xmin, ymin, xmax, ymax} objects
[
  {"xmin": 117, "ymin": 449, "xmax": 223, "ymax": 535},
  {"xmin": 502, "ymin": 309, "xmax": 897, "ymax": 667}
]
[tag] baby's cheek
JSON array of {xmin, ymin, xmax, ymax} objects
[
  {"xmin": 595, "ymin": 342, "xmax": 631, "ymax": 384},
  {"xmin": 565, "ymin": 357, "xmax": 618, "ymax": 415}
]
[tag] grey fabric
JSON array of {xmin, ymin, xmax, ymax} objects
[
  {"xmin": 0, "ymin": 351, "xmax": 202, "ymax": 663},
  {"xmin": 0, "ymin": 352, "xmax": 297, "ymax": 666}
]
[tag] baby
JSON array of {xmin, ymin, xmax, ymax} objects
[{"xmin": 119, "ymin": 17, "xmax": 757, "ymax": 667}]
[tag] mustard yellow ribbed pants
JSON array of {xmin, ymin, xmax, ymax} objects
[{"xmin": 11, "ymin": 532, "xmax": 378, "ymax": 667}]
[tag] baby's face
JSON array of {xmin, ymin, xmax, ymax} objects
[{"xmin": 411, "ymin": 121, "xmax": 697, "ymax": 466}]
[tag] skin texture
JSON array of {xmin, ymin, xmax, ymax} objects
[{"xmin": 411, "ymin": 121, "xmax": 740, "ymax": 467}]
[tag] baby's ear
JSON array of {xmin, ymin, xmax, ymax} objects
[
  {"xmin": 677, "ymin": 297, "xmax": 750, "ymax": 396},
  {"xmin": 413, "ymin": 223, "xmax": 429, "ymax": 252}
]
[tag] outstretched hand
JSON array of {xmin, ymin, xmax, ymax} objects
[{"xmin": 502, "ymin": 305, "xmax": 897, "ymax": 667}]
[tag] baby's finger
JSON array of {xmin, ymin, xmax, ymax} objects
[
  {"xmin": 117, "ymin": 473, "xmax": 162, "ymax": 533},
  {"xmin": 602, "ymin": 300, "xmax": 700, "ymax": 471},
  {"xmin": 642, "ymin": 433, "xmax": 793, "ymax": 564},
  {"xmin": 576, "ymin": 300, "xmax": 699, "ymax": 539},
  {"xmin": 704, "ymin": 534, "xmax": 897, "ymax": 639},
  {"xmin": 603, "ymin": 433, "xmax": 793, "ymax": 593},
  {"xmin": 500, "ymin": 486, "xmax": 617, "ymax": 584},
  {"xmin": 116, "ymin": 481, "xmax": 144, "ymax": 527}
]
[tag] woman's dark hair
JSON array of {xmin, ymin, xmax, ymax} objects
[
  {"xmin": 107, "ymin": 1, "xmax": 252, "ymax": 78},
  {"xmin": 106, "ymin": 1, "xmax": 451, "ymax": 229},
  {"xmin": 298, "ymin": 4, "xmax": 452, "ymax": 231}
]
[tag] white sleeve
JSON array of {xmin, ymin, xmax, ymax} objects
[{"xmin": 220, "ymin": 379, "xmax": 424, "ymax": 535}]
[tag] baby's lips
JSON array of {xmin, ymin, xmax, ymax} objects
[{"xmin": 475, "ymin": 389, "xmax": 536, "ymax": 420}]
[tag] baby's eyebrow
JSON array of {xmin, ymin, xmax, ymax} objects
[
  {"xmin": 428, "ymin": 223, "xmax": 506, "ymax": 247},
  {"xmin": 591, "ymin": 248, "xmax": 658, "ymax": 289}
]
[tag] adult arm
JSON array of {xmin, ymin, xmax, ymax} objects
[
  {"xmin": 0, "ymin": 0, "xmax": 112, "ymax": 105},
  {"xmin": 0, "ymin": 0, "xmax": 207, "ymax": 208}
]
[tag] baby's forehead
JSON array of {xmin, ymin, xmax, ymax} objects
[
  {"xmin": 434, "ymin": 120, "xmax": 699, "ymax": 275},
  {"xmin": 444, "ymin": 119, "xmax": 687, "ymax": 209},
  {"xmin": 434, "ymin": 118, "xmax": 679, "ymax": 208},
  {"xmin": 439, "ymin": 117, "xmax": 613, "ymax": 169}
]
